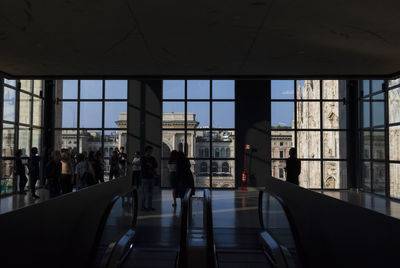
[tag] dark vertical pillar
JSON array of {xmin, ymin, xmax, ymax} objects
[
  {"xmin": 127, "ymin": 80, "xmax": 162, "ymax": 178},
  {"xmin": 43, "ymin": 80, "xmax": 55, "ymax": 183},
  {"xmin": 235, "ymin": 80, "xmax": 269, "ymax": 187},
  {"xmin": 347, "ymin": 80, "xmax": 359, "ymax": 189}
]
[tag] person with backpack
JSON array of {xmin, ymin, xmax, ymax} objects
[
  {"xmin": 28, "ymin": 147, "xmax": 41, "ymax": 199},
  {"xmin": 75, "ymin": 153, "xmax": 95, "ymax": 190},
  {"xmin": 45, "ymin": 151, "xmax": 62, "ymax": 198}
]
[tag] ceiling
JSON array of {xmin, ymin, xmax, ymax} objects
[{"xmin": 1, "ymin": 0, "xmax": 400, "ymax": 78}]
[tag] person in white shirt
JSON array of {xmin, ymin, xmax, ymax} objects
[
  {"xmin": 132, "ymin": 151, "xmax": 141, "ymax": 187},
  {"xmin": 168, "ymin": 150, "xmax": 179, "ymax": 207}
]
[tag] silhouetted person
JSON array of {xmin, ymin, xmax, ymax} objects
[
  {"xmin": 140, "ymin": 146, "xmax": 158, "ymax": 211},
  {"xmin": 28, "ymin": 147, "xmax": 41, "ymax": 198},
  {"xmin": 109, "ymin": 151, "xmax": 120, "ymax": 180},
  {"xmin": 45, "ymin": 151, "xmax": 61, "ymax": 198},
  {"xmin": 15, "ymin": 149, "xmax": 28, "ymax": 195},
  {"xmin": 60, "ymin": 151, "xmax": 73, "ymax": 194},
  {"xmin": 168, "ymin": 150, "xmax": 179, "ymax": 207},
  {"xmin": 76, "ymin": 153, "xmax": 95, "ymax": 189},
  {"xmin": 119, "ymin": 146, "xmax": 128, "ymax": 176},
  {"xmin": 176, "ymin": 152, "xmax": 195, "ymax": 202},
  {"xmin": 132, "ymin": 151, "xmax": 141, "ymax": 187},
  {"xmin": 94, "ymin": 151, "xmax": 105, "ymax": 183},
  {"xmin": 286, "ymin": 148, "xmax": 301, "ymax": 185}
]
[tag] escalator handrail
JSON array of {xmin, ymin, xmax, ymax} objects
[
  {"xmin": 177, "ymin": 188, "xmax": 193, "ymax": 268},
  {"xmin": 89, "ymin": 187, "xmax": 138, "ymax": 268},
  {"xmin": 258, "ymin": 188, "xmax": 306, "ymax": 267},
  {"xmin": 204, "ymin": 189, "xmax": 218, "ymax": 268}
]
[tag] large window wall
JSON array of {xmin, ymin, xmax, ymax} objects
[
  {"xmin": 271, "ymin": 80, "xmax": 348, "ymax": 189},
  {"xmin": 162, "ymin": 80, "xmax": 235, "ymax": 188},
  {"xmin": 360, "ymin": 79, "xmax": 400, "ymax": 199},
  {"xmin": 1, "ymin": 79, "xmax": 44, "ymax": 194},
  {"xmin": 54, "ymin": 80, "xmax": 127, "ymax": 179}
]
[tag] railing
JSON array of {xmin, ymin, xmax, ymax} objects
[
  {"xmin": 177, "ymin": 188, "xmax": 193, "ymax": 268},
  {"xmin": 91, "ymin": 187, "xmax": 138, "ymax": 268},
  {"xmin": 258, "ymin": 189, "xmax": 304, "ymax": 268},
  {"xmin": 204, "ymin": 189, "xmax": 218, "ymax": 268}
]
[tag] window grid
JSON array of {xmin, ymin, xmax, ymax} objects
[{"xmin": 271, "ymin": 80, "xmax": 348, "ymax": 189}]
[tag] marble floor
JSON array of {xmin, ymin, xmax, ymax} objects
[{"xmin": 0, "ymin": 188, "xmax": 49, "ymax": 214}]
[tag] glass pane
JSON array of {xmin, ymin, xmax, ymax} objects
[
  {"xmin": 187, "ymin": 80, "xmax": 210, "ymax": 99},
  {"xmin": 160, "ymin": 159, "xmax": 171, "ymax": 187},
  {"xmin": 61, "ymin": 102, "xmax": 78, "ymax": 128},
  {"xmin": 104, "ymin": 131, "xmax": 120, "ymax": 157},
  {"xmin": 191, "ymin": 130, "xmax": 210, "ymax": 158},
  {"xmin": 389, "ymin": 87, "xmax": 400, "ymax": 124},
  {"xmin": 32, "ymin": 128, "xmax": 42, "ymax": 154},
  {"xmin": 163, "ymin": 80, "xmax": 185, "ymax": 99},
  {"xmin": 187, "ymin": 102, "xmax": 209, "ymax": 128},
  {"xmin": 271, "ymin": 160, "xmax": 287, "ymax": 180},
  {"xmin": 271, "ymin": 80, "xmax": 294, "ymax": 99},
  {"xmin": 322, "ymin": 80, "xmax": 345, "ymax": 99},
  {"xmin": 322, "ymin": 102, "xmax": 346, "ymax": 129},
  {"xmin": 299, "ymin": 161, "xmax": 321, "ymax": 188},
  {"xmin": 212, "ymin": 102, "xmax": 234, "ymax": 128},
  {"xmin": 362, "ymin": 80, "xmax": 370, "ymax": 96},
  {"xmin": 2, "ymin": 124, "xmax": 15, "ymax": 157},
  {"xmin": 361, "ymin": 162, "xmax": 371, "ymax": 191},
  {"xmin": 389, "ymin": 126, "xmax": 400, "ymax": 160},
  {"xmin": 4, "ymin": 79, "xmax": 16, "ymax": 87},
  {"xmin": 323, "ymin": 131, "xmax": 347, "ymax": 159},
  {"xmin": 271, "ymin": 131, "xmax": 294, "ymax": 159},
  {"xmin": 162, "ymin": 130, "xmax": 186, "ymax": 156},
  {"xmin": 296, "ymin": 80, "xmax": 320, "ymax": 99},
  {"xmin": 19, "ymin": 92, "xmax": 31, "ymax": 124},
  {"xmin": 80, "ymin": 130, "xmax": 102, "ymax": 154},
  {"xmin": 211, "ymin": 130, "xmax": 235, "ymax": 159},
  {"xmin": 362, "ymin": 131, "xmax": 371, "ymax": 159},
  {"xmin": 0, "ymin": 160, "xmax": 15, "ymax": 194},
  {"xmin": 212, "ymin": 80, "xmax": 234, "ymax": 99},
  {"xmin": 20, "ymin": 80, "xmax": 32, "ymax": 92},
  {"xmin": 104, "ymin": 102, "xmax": 127, "ymax": 128},
  {"xmin": 389, "ymin": 78, "xmax": 400, "ymax": 88},
  {"xmin": 372, "ymin": 162, "xmax": 386, "ymax": 195},
  {"xmin": 271, "ymin": 102, "xmax": 294, "ymax": 128},
  {"xmin": 18, "ymin": 128, "xmax": 30, "ymax": 157},
  {"xmin": 372, "ymin": 131, "xmax": 385, "ymax": 160},
  {"xmin": 371, "ymin": 80, "xmax": 384, "ymax": 93},
  {"xmin": 54, "ymin": 130, "xmax": 78, "ymax": 155},
  {"xmin": 163, "ymin": 102, "xmax": 185, "ymax": 129},
  {"xmin": 32, "ymin": 97, "xmax": 42, "ymax": 126},
  {"xmin": 372, "ymin": 92, "xmax": 384, "ymax": 100},
  {"xmin": 390, "ymin": 164, "xmax": 400, "ymax": 198},
  {"xmin": 363, "ymin": 101, "xmax": 370, "ymax": 128},
  {"xmin": 80, "ymin": 102, "xmax": 102, "ymax": 128},
  {"xmin": 80, "ymin": 80, "xmax": 102, "ymax": 99},
  {"xmin": 62, "ymin": 80, "xmax": 78, "ymax": 99},
  {"xmin": 192, "ymin": 160, "xmax": 210, "ymax": 188},
  {"xmin": 33, "ymin": 80, "xmax": 43, "ymax": 96},
  {"xmin": 3, "ymin": 87, "xmax": 16, "ymax": 122},
  {"xmin": 297, "ymin": 102, "xmax": 320, "ymax": 128},
  {"xmin": 212, "ymin": 160, "xmax": 234, "ymax": 188},
  {"xmin": 105, "ymin": 80, "xmax": 127, "ymax": 99},
  {"xmin": 323, "ymin": 161, "xmax": 347, "ymax": 189},
  {"xmin": 297, "ymin": 131, "xmax": 320, "ymax": 159},
  {"xmin": 372, "ymin": 101, "xmax": 385, "ymax": 126}
]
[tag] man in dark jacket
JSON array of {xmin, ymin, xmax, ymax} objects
[
  {"xmin": 285, "ymin": 148, "xmax": 301, "ymax": 186},
  {"xmin": 140, "ymin": 146, "xmax": 158, "ymax": 211}
]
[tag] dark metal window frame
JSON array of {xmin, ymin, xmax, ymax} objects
[
  {"xmin": 162, "ymin": 80, "xmax": 236, "ymax": 189},
  {"xmin": 270, "ymin": 80, "xmax": 349, "ymax": 190}
]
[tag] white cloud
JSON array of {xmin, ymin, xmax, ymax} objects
[{"xmin": 281, "ymin": 90, "xmax": 294, "ymax": 95}]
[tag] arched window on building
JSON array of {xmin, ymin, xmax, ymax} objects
[
  {"xmin": 222, "ymin": 162, "xmax": 229, "ymax": 173},
  {"xmin": 199, "ymin": 148, "xmax": 204, "ymax": 157},
  {"xmin": 205, "ymin": 148, "xmax": 209, "ymax": 157},
  {"xmin": 215, "ymin": 148, "xmax": 220, "ymax": 158},
  {"xmin": 179, "ymin": 142, "xmax": 184, "ymax": 152},
  {"xmin": 200, "ymin": 162, "xmax": 208, "ymax": 173},
  {"xmin": 226, "ymin": 148, "xmax": 231, "ymax": 158},
  {"xmin": 221, "ymin": 148, "xmax": 226, "ymax": 158},
  {"xmin": 212, "ymin": 162, "xmax": 218, "ymax": 173}
]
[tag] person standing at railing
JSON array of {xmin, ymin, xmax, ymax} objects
[
  {"xmin": 285, "ymin": 148, "xmax": 301, "ymax": 186},
  {"xmin": 140, "ymin": 146, "xmax": 158, "ymax": 211}
]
